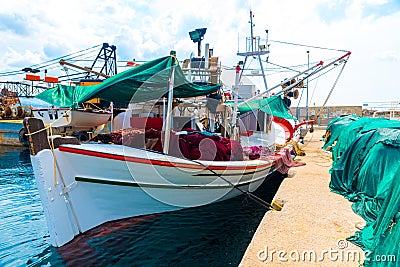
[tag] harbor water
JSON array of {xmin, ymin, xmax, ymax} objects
[{"xmin": 0, "ymin": 146, "xmax": 284, "ymax": 266}]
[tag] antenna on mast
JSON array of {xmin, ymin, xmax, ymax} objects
[
  {"xmin": 237, "ymin": 10, "xmax": 269, "ymax": 92},
  {"xmin": 250, "ymin": 10, "xmax": 254, "ymax": 52}
]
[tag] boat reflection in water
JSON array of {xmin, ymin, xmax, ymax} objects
[{"xmin": 30, "ymin": 172, "xmax": 284, "ymax": 266}]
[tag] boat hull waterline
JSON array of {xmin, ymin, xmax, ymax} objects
[{"xmin": 31, "ymin": 143, "xmax": 275, "ymax": 247}]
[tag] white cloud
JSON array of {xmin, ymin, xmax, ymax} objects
[
  {"xmin": 375, "ymin": 51, "xmax": 399, "ymax": 62},
  {"xmin": 0, "ymin": 0, "xmax": 399, "ymax": 105},
  {"xmin": 3, "ymin": 47, "xmax": 43, "ymax": 75}
]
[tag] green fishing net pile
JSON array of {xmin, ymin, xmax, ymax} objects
[{"xmin": 325, "ymin": 115, "xmax": 400, "ymax": 266}]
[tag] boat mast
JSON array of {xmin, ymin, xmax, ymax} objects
[
  {"xmin": 232, "ymin": 65, "xmax": 241, "ymax": 140},
  {"xmin": 250, "ymin": 10, "xmax": 254, "ymax": 53},
  {"xmin": 163, "ymin": 51, "xmax": 176, "ymax": 155},
  {"xmin": 237, "ymin": 10, "xmax": 270, "ymax": 92},
  {"xmin": 230, "ymin": 10, "xmax": 271, "ymax": 136}
]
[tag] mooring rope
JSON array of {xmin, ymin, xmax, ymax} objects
[
  {"xmin": 136, "ymin": 146, "xmax": 278, "ymax": 211},
  {"xmin": 47, "ymin": 127, "xmax": 83, "ymax": 233},
  {"xmin": 191, "ymin": 159, "xmax": 278, "ymax": 211},
  {"xmin": 25, "ymin": 108, "xmax": 82, "ymax": 233}
]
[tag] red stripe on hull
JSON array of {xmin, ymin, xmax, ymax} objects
[{"xmin": 58, "ymin": 146, "xmax": 273, "ymax": 171}]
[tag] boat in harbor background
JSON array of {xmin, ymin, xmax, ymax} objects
[
  {"xmin": 0, "ymin": 94, "xmax": 113, "ymax": 146},
  {"xmin": 0, "ymin": 119, "xmax": 26, "ymax": 146},
  {"xmin": 0, "ymin": 89, "xmax": 34, "ymax": 146},
  {"xmin": 0, "ymin": 43, "xmax": 119, "ymax": 147}
]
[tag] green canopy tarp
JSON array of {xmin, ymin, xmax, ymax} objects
[
  {"xmin": 227, "ymin": 95, "xmax": 297, "ymax": 120},
  {"xmin": 36, "ymin": 55, "xmax": 220, "ymax": 108}
]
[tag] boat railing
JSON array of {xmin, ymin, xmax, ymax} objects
[{"xmin": 181, "ymin": 57, "xmax": 221, "ymax": 85}]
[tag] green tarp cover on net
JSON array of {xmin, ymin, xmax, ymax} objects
[
  {"xmin": 331, "ymin": 117, "xmax": 400, "ymax": 162},
  {"xmin": 347, "ymin": 164, "xmax": 400, "ymax": 266},
  {"xmin": 35, "ymin": 55, "xmax": 220, "ymax": 108},
  {"xmin": 226, "ymin": 95, "xmax": 297, "ymax": 120},
  {"xmin": 330, "ymin": 128, "xmax": 400, "ymax": 221},
  {"xmin": 327, "ymin": 117, "xmax": 400, "ymax": 266},
  {"xmin": 322, "ymin": 114, "xmax": 360, "ymax": 151}
]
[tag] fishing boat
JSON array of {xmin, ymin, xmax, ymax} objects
[
  {"xmin": 0, "ymin": 89, "xmax": 33, "ymax": 146},
  {"xmin": 0, "ymin": 44, "xmax": 118, "ymax": 147},
  {"xmin": 31, "ymin": 106, "xmax": 112, "ymax": 141},
  {"xmin": 0, "ymin": 105, "xmax": 112, "ymax": 146},
  {"xmin": 25, "ymin": 12, "xmax": 351, "ymax": 247},
  {"xmin": 0, "ymin": 87, "xmax": 112, "ymax": 146},
  {"xmin": 25, "ymin": 52, "xmax": 275, "ymax": 246}
]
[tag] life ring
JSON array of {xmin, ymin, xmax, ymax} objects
[{"xmin": 18, "ymin": 128, "xmax": 29, "ymax": 146}]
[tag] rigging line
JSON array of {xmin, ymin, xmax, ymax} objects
[
  {"xmin": 133, "ymin": 147, "xmax": 275, "ymax": 210},
  {"xmin": 264, "ymin": 57, "xmax": 339, "ymax": 72},
  {"xmin": 312, "ymin": 59, "xmax": 349, "ymax": 119},
  {"xmin": 308, "ymin": 62, "xmax": 345, "ymax": 83},
  {"xmin": 58, "ymin": 72, "xmax": 88, "ymax": 79},
  {"xmin": 0, "ymin": 69, "xmax": 25, "ymax": 75},
  {"xmin": 308, "ymin": 57, "xmax": 349, "ymax": 107},
  {"xmin": 0, "ymin": 72, "xmax": 25, "ymax": 77},
  {"xmin": 37, "ymin": 52, "xmax": 98, "ymax": 71},
  {"xmin": 29, "ymin": 44, "xmax": 102, "ymax": 69},
  {"xmin": 223, "ymin": 60, "xmax": 330, "ymax": 72},
  {"xmin": 59, "ymin": 52, "xmax": 100, "ymax": 65},
  {"xmin": 320, "ymin": 59, "xmax": 349, "ymax": 108},
  {"xmin": 296, "ymin": 86, "xmax": 305, "ymax": 108},
  {"xmin": 267, "ymin": 61, "xmax": 301, "ymax": 73},
  {"xmin": 275, "ymin": 57, "xmax": 338, "ymax": 69},
  {"xmin": 0, "ymin": 45, "xmax": 102, "ymax": 76},
  {"xmin": 32, "ymin": 61, "xmax": 66, "ymax": 71},
  {"xmin": 269, "ymin": 39, "xmax": 349, "ymax": 52},
  {"xmin": 308, "ymin": 78, "xmax": 319, "ymax": 107},
  {"xmin": 192, "ymin": 159, "xmax": 275, "ymax": 210},
  {"xmin": 68, "ymin": 51, "xmax": 101, "ymax": 62}
]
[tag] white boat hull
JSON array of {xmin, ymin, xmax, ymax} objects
[
  {"xmin": 32, "ymin": 109, "xmax": 111, "ymax": 129},
  {"xmin": 31, "ymin": 143, "xmax": 275, "ymax": 247}
]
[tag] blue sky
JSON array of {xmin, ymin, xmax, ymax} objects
[{"xmin": 0, "ymin": 0, "xmax": 399, "ymax": 107}]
